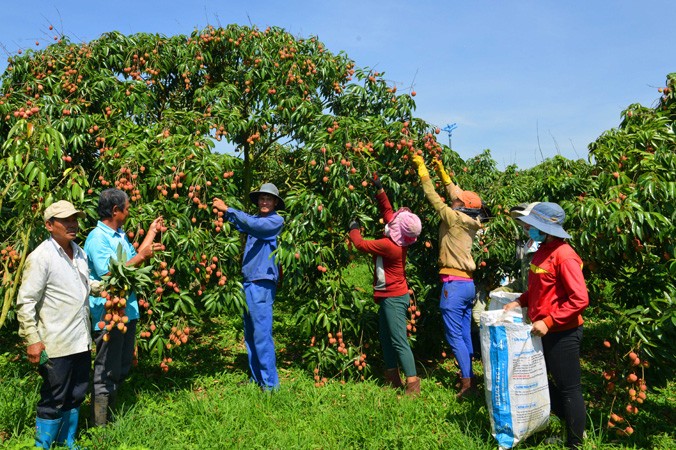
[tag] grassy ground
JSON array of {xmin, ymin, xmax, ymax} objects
[{"xmin": 1, "ymin": 313, "xmax": 674, "ymax": 449}]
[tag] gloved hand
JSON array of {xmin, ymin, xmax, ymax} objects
[
  {"xmin": 372, "ymin": 173, "xmax": 383, "ymax": 190},
  {"xmin": 411, "ymin": 154, "xmax": 430, "ymax": 179},
  {"xmin": 432, "ymin": 158, "xmax": 452, "ymax": 186},
  {"xmin": 348, "ymin": 218, "xmax": 360, "ymax": 231}
]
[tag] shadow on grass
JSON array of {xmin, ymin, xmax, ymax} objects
[{"xmin": 108, "ymin": 315, "xmax": 252, "ymax": 419}]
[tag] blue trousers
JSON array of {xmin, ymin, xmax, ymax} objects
[
  {"xmin": 439, "ymin": 280, "xmax": 476, "ymax": 378},
  {"xmin": 37, "ymin": 351, "xmax": 90, "ymax": 419},
  {"xmin": 243, "ymin": 280, "xmax": 279, "ymax": 389}
]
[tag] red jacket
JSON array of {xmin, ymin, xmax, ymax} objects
[
  {"xmin": 518, "ymin": 239, "xmax": 588, "ymax": 332},
  {"xmin": 349, "ymin": 191, "xmax": 409, "ymax": 301}
]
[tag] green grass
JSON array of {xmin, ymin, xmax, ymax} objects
[{"xmin": 1, "ymin": 315, "xmax": 674, "ymax": 449}]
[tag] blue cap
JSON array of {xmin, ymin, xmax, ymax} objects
[{"xmin": 517, "ymin": 202, "xmax": 571, "ymax": 239}]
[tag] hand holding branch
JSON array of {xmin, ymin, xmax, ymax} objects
[{"xmin": 213, "ymin": 197, "xmax": 228, "ymax": 212}]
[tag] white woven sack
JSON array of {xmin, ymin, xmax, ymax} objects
[
  {"xmin": 480, "ymin": 309, "xmax": 550, "ymax": 449},
  {"xmin": 488, "ymin": 291, "xmax": 523, "ymax": 311}
]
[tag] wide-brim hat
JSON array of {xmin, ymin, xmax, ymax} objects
[
  {"xmin": 517, "ymin": 202, "xmax": 571, "ymax": 239},
  {"xmin": 249, "ymin": 183, "xmax": 285, "ymax": 210},
  {"xmin": 43, "ymin": 200, "xmax": 85, "ymax": 222},
  {"xmin": 458, "ymin": 190, "xmax": 482, "ymax": 209},
  {"xmin": 388, "ymin": 208, "xmax": 422, "ymax": 247},
  {"xmin": 510, "ymin": 202, "xmax": 540, "ymax": 219}
]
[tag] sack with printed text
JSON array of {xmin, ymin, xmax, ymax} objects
[{"xmin": 480, "ymin": 309, "xmax": 550, "ymax": 449}]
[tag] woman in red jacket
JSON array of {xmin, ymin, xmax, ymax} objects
[
  {"xmin": 348, "ymin": 176, "xmax": 422, "ymax": 396},
  {"xmin": 504, "ymin": 202, "xmax": 588, "ymax": 449}
]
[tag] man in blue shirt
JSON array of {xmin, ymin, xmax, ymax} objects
[
  {"xmin": 85, "ymin": 188, "xmax": 163, "ymax": 425},
  {"xmin": 213, "ymin": 183, "xmax": 284, "ymax": 390}
]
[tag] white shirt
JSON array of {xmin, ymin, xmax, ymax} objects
[{"xmin": 16, "ymin": 237, "xmax": 92, "ymax": 358}]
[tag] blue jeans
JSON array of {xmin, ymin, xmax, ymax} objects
[
  {"xmin": 439, "ymin": 280, "xmax": 475, "ymax": 378},
  {"xmin": 543, "ymin": 326, "xmax": 586, "ymax": 449},
  {"xmin": 243, "ymin": 280, "xmax": 279, "ymax": 389}
]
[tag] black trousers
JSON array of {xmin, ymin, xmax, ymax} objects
[
  {"xmin": 92, "ymin": 319, "xmax": 137, "ymax": 398},
  {"xmin": 36, "ymin": 351, "xmax": 90, "ymax": 419},
  {"xmin": 542, "ymin": 326, "xmax": 586, "ymax": 449}
]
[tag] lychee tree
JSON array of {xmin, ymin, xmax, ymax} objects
[
  {"xmin": 568, "ymin": 74, "xmax": 676, "ymax": 381},
  {"xmin": 0, "ymin": 24, "xmax": 483, "ymax": 376},
  {"xmin": 2, "ymin": 23, "xmax": 674, "ymax": 394},
  {"xmin": 516, "ymin": 74, "xmax": 676, "ymax": 439}
]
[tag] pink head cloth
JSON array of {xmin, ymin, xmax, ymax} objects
[{"xmin": 388, "ymin": 208, "xmax": 422, "ymax": 247}]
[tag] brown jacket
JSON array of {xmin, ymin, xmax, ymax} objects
[{"xmin": 421, "ymin": 176, "xmax": 481, "ymax": 278}]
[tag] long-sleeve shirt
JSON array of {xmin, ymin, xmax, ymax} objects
[
  {"xmin": 16, "ymin": 237, "xmax": 92, "ymax": 358},
  {"xmin": 420, "ymin": 176, "xmax": 480, "ymax": 277},
  {"xmin": 349, "ymin": 190, "xmax": 409, "ymax": 301},
  {"xmin": 518, "ymin": 239, "xmax": 589, "ymax": 332},
  {"xmin": 84, "ymin": 221, "xmax": 139, "ymax": 330},
  {"xmin": 226, "ymin": 208, "xmax": 284, "ymax": 282}
]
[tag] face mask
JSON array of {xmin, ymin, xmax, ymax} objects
[
  {"xmin": 453, "ymin": 206, "xmax": 482, "ymax": 219},
  {"xmin": 528, "ymin": 227, "xmax": 546, "ymax": 242},
  {"xmin": 524, "ymin": 239, "xmax": 540, "ymax": 254}
]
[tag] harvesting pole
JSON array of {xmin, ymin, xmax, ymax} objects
[{"xmin": 442, "ymin": 123, "xmax": 457, "ymax": 149}]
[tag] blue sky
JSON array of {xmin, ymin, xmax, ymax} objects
[{"xmin": 1, "ymin": 1, "xmax": 674, "ymax": 169}]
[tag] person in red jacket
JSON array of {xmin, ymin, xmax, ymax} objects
[
  {"xmin": 504, "ymin": 202, "xmax": 588, "ymax": 449},
  {"xmin": 348, "ymin": 176, "xmax": 422, "ymax": 396}
]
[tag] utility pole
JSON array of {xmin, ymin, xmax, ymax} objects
[{"xmin": 442, "ymin": 123, "xmax": 457, "ymax": 149}]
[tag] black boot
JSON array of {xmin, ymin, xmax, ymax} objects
[{"xmin": 92, "ymin": 395, "xmax": 109, "ymax": 427}]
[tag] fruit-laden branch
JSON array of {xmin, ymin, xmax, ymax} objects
[{"xmin": 0, "ymin": 225, "xmax": 32, "ymax": 329}]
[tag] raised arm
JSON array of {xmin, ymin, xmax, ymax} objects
[
  {"xmin": 432, "ymin": 158, "xmax": 462, "ymax": 202},
  {"xmin": 227, "ymin": 208, "xmax": 284, "ymax": 239},
  {"xmin": 412, "ymin": 155, "xmax": 461, "ymax": 226}
]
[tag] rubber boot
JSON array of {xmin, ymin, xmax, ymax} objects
[
  {"xmin": 383, "ymin": 368, "xmax": 404, "ymax": 389},
  {"xmin": 405, "ymin": 377, "xmax": 421, "ymax": 397},
  {"xmin": 92, "ymin": 395, "xmax": 109, "ymax": 427},
  {"xmin": 456, "ymin": 377, "xmax": 476, "ymax": 399},
  {"xmin": 35, "ymin": 416, "xmax": 62, "ymax": 449},
  {"xmin": 109, "ymin": 391, "xmax": 118, "ymax": 412},
  {"xmin": 56, "ymin": 407, "xmax": 80, "ymax": 449}
]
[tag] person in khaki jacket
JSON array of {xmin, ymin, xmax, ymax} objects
[
  {"xmin": 411, "ymin": 154, "xmax": 483, "ymax": 398},
  {"xmin": 16, "ymin": 201, "xmax": 93, "ymax": 449}
]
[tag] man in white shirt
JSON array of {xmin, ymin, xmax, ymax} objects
[{"xmin": 16, "ymin": 200, "xmax": 92, "ymax": 449}]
